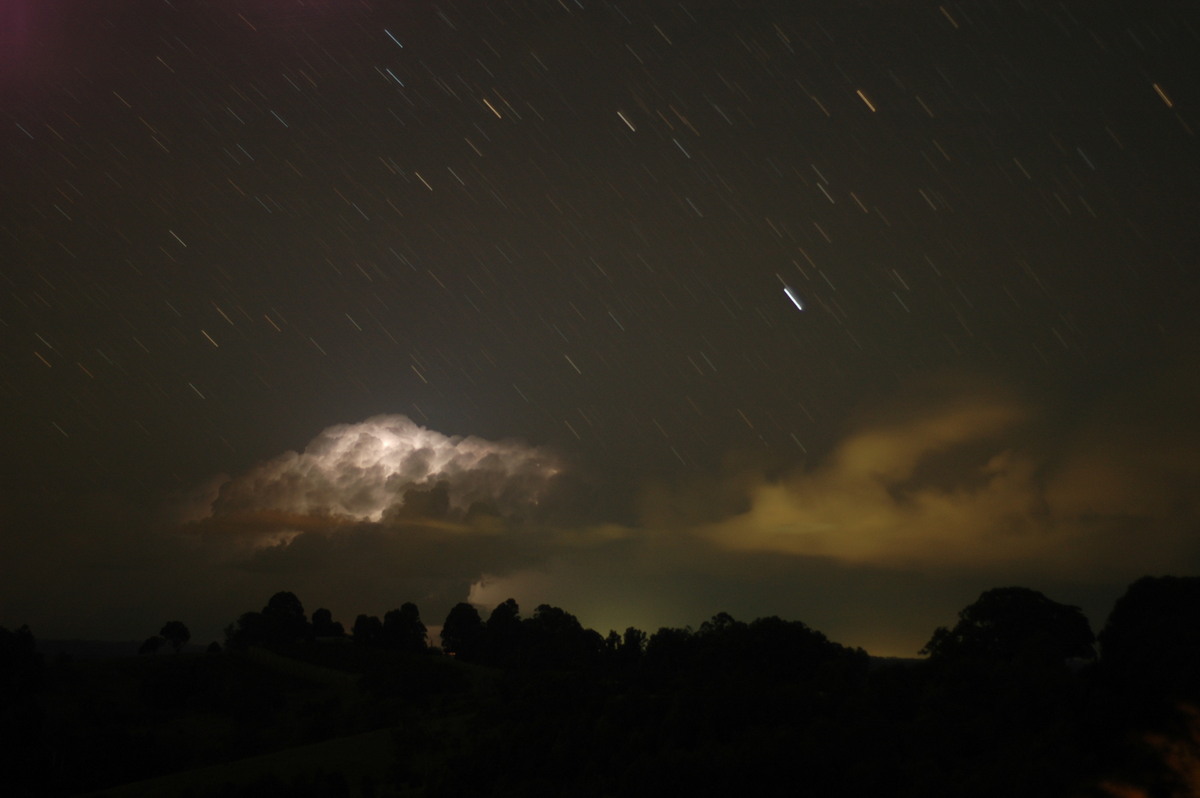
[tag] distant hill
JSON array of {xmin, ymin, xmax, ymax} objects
[{"xmin": 37, "ymin": 639, "xmax": 192, "ymax": 660}]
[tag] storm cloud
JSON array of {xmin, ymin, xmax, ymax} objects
[
  {"xmin": 205, "ymin": 414, "xmax": 561, "ymax": 525},
  {"xmin": 9, "ymin": 371, "xmax": 1193, "ymax": 658}
]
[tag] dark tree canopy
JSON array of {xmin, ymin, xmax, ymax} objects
[
  {"xmin": 522, "ymin": 604, "xmax": 602, "ymax": 668},
  {"xmin": 261, "ymin": 591, "xmax": 311, "ymax": 646},
  {"xmin": 138, "ymin": 635, "xmax": 164, "ymax": 656},
  {"xmin": 225, "ymin": 592, "xmax": 313, "ymax": 649},
  {"xmin": 311, "ymin": 608, "xmax": 345, "ymax": 638},
  {"xmin": 487, "ymin": 598, "xmax": 521, "ymax": 631},
  {"xmin": 743, "ymin": 615, "xmax": 855, "ymax": 678},
  {"xmin": 484, "ymin": 599, "xmax": 522, "ymax": 666},
  {"xmin": 352, "ymin": 614, "xmax": 383, "ymax": 645},
  {"xmin": 526, "ymin": 604, "xmax": 582, "ymax": 637},
  {"xmin": 264, "ymin": 591, "xmax": 305, "ymax": 624},
  {"xmin": 0, "ymin": 625, "xmax": 43, "ymax": 768},
  {"xmin": 159, "ymin": 621, "xmax": 190, "ymax": 653},
  {"xmin": 641, "ymin": 613, "xmax": 862, "ymax": 681},
  {"xmin": 226, "ymin": 611, "xmax": 265, "ymax": 649},
  {"xmin": 922, "ymin": 586, "xmax": 1095, "ymax": 665},
  {"xmin": 382, "ymin": 603, "xmax": 428, "ymax": 653},
  {"xmin": 0, "ymin": 625, "xmax": 38, "ymax": 673},
  {"xmin": 645, "ymin": 626, "xmax": 695, "ymax": 670},
  {"xmin": 618, "ymin": 627, "xmax": 647, "ymax": 661},
  {"xmin": 440, "ymin": 603, "xmax": 484, "ymax": 660},
  {"xmin": 1099, "ymin": 575, "xmax": 1200, "ymax": 697}
]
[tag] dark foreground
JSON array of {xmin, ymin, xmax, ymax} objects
[{"xmin": 2, "ymin": 576, "xmax": 1198, "ymax": 797}]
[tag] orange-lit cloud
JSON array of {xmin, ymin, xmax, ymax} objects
[{"xmin": 677, "ymin": 372, "xmax": 1200, "ymax": 576}]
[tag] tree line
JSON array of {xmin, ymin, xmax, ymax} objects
[
  {"xmin": 1, "ymin": 574, "xmax": 1198, "ymax": 796},
  {"xmin": 210, "ymin": 575, "xmax": 1200, "ymax": 796},
  {"xmin": 204, "ymin": 576, "xmax": 1199, "ymax": 689}
]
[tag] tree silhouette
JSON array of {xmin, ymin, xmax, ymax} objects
[
  {"xmin": 225, "ymin": 592, "xmax": 312, "ymax": 649},
  {"xmin": 226, "ymin": 611, "xmax": 266, "ymax": 649},
  {"xmin": 21, "ymin": 583, "xmax": 1176, "ymax": 796},
  {"xmin": 484, "ymin": 598, "xmax": 522, "ymax": 666},
  {"xmin": 618, "ymin": 626, "xmax": 647, "ymax": 666},
  {"xmin": 522, "ymin": 604, "xmax": 602, "ymax": 669},
  {"xmin": 916, "ymin": 589, "xmax": 1098, "ymax": 796},
  {"xmin": 1099, "ymin": 575, "xmax": 1200, "ymax": 700},
  {"xmin": 0, "ymin": 626, "xmax": 41, "ymax": 688},
  {"xmin": 262, "ymin": 591, "xmax": 310, "ymax": 645},
  {"xmin": 352, "ymin": 614, "xmax": 383, "ymax": 645},
  {"xmin": 645, "ymin": 626, "xmax": 695, "ymax": 671},
  {"xmin": 744, "ymin": 615, "xmax": 861, "ymax": 680},
  {"xmin": 382, "ymin": 603, "xmax": 427, "ymax": 653},
  {"xmin": 0, "ymin": 625, "xmax": 44, "ymax": 784},
  {"xmin": 159, "ymin": 621, "xmax": 190, "ymax": 653},
  {"xmin": 487, "ymin": 598, "xmax": 521, "ymax": 629},
  {"xmin": 138, "ymin": 635, "xmax": 164, "ymax": 656},
  {"xmin": 311, "ymin": 608, "xmax": 345, "ymax": 638},
  {"xmin": 921, "ymin": 586, "xmax": 1095, "ymax": 665},
  {"xmin": 440, "ymin": 603, "xmax": 484, "ymax": 660}
]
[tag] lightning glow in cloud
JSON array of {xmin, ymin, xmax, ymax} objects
[{"xmin": 212, "ymin": 415, "xmax": 559, "ymax": 522}]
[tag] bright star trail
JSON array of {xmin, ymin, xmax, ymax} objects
[{"xmin": 784, "ymin": 287, "xmax": 805, "ymax": 312}]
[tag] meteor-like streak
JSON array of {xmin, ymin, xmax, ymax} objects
[
  {"xmin": 784, "ymin": 286, "xmax": 805, "ymax": 312},
  {"xmin": 211, "ymin": 415, "xmax": 560, "ymax": 523}
]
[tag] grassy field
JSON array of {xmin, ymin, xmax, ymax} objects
[
  {"xmin": 88, "ymin": 726, "xmax": 399, "ymax": 797},
  {"xmin": 32, "ymin": 643, "xmax": 468, "ymax": 796}
]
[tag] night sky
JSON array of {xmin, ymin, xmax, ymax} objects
[{"xmin": 3, "ymin": 0, "xmax": 1198, "ymax": 656}]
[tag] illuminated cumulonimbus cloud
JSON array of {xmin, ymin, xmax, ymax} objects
[{"xmin": 213, "ymin": 415, "xmax": 560, "ymax": 522}]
